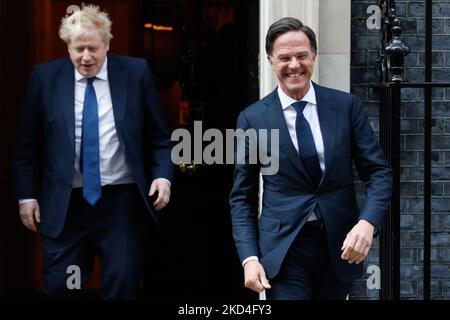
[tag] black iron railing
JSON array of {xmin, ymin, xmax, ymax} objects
[{"xmin": 376, "ymin": 0, "xmax": 450, "ymax": 300}]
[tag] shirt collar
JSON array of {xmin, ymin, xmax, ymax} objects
[
  {"xmin": 277, "ymin": 81, "xmax": 317, "ymax": 110},
  {"xmin": 75, "ymin": 56, "xmax": 108, "ymax": 82}
]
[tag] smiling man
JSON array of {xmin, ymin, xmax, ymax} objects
[
  {"xmin": 229, "ymin": 17, "xmax": 392, "ymax": 300},
  {"xmin": 13, "ymin": 4, "xmax": 173, "ymax": 299}
]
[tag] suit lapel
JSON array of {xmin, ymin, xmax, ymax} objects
[
  {"xmin": 314, "ymin": 83, "xmax": 337, "ymax": 183},
  {"xmin": 107, "ymin": 55, "xmax": 128, "ymax": 149},
  {"xmin": 262, "ymin": 89, "xmax": 312, "ymax": 184},
  {"xmin": 57, "ymin": 60, "xmax": 75, "ymax": 150}
]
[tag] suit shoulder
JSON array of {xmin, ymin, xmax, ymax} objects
[
  {"xmin": 108, "ymin": 54, "xmax": 148, "ymax": 68},
  {"xmin": 314, "ymin": 84, "xmax": 357, "ymax": 104},
  {"xmin": 240, "ymin": 91, "xmax": 274, "ymax": 118},
  {"xmin": 318, "ymin": 84, "xmax": 354, "ymax": 98},
  {"xmin": 32, "ymin": 58, "xmax": 70, "ymax": 74}
]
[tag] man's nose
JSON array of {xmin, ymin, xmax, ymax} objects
[
  {"xmin": 288, "ymin": 57, "xmax": 300, "ymax": 68},
  {"xmin": 81, "ymin": 50, "xmax": 91, "ymax": 61}
]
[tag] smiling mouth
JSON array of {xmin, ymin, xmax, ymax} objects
[
  {"xmin": 82, "ymin": 64, "xmax": 94, "ymax": 68},
  {"xmin": 286, "ymin": 72, "xmax": 304, "ymax": 79}
]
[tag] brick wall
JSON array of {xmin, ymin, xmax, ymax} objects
[{"xmin": 350, "ymin": 0, "xmax": 450, "ymax": 300}]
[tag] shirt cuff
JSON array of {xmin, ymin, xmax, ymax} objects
[
  {"xmin": 154, "ymin": 178, "xmax": 171, "ymax": 187},
  {"xmin": 19, "ymin": 199, "xmax": 38, "ymax": 205},
  {"xmin": 242, "ymin": 256, "xmax": 259, "ymax": 267}
]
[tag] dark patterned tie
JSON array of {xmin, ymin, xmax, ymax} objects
[
  {"xmin": 292, "ymin": 101, "xmax": 323, "ymax": 220},
  {"xmin": 292, "ymin": 101, "xmax": 323, "ymax": 188}
]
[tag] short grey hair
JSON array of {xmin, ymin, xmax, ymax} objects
[{"xmin": 59, "ymin": 4, "xmax": 113, "ymax": 44}]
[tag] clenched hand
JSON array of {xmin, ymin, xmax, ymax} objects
[
  {"xmin": 19, "ymin": 201, "xmax": 40, "ymax": 232},
  {"xmin": 341, "ymin": 219, "xmax": 375, "ymax": 264},
  {"xmin": 148, "ymin": 178, "xmax": 171, "ymax": 211},
  {"xmin": 244, "ymin": 260, "xmax": 271, "ymax": 293}
]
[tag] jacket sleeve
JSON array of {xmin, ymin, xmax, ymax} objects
[
  {"xmin": 350, "ymin": 95, "xmax": 393, "ymax": 230},
  {"xmin": 142, "ymin": 59, "xmax": 174, "ymax": 183},
  {"xmin": 13, "ymin": 67, "xmax": 42, "ymax": 200},
  {"xmin": 229, "ymin": 111, "xmax": 261, "ymax": 263}
]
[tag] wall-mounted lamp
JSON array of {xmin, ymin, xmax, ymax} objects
[{"xmin": 144, "ymin": 23, "xmax": 174, "ymax": 31}]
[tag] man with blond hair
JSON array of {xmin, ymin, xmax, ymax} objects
[{"xmin": 13, "ymin": 4, "xmax": 173, "ymax": 299}]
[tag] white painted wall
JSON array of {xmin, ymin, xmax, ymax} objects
[{"xmin": 318, "ymin": 0, "xmax": 351, "ymax": 92}]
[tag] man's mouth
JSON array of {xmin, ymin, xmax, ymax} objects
[{"xmin": 286, "ymin": 72, "xmax": 304, "ymax": 78}]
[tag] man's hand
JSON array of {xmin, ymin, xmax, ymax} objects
[
  {"xmin": 341, "ymin": 219, "xmax": 375, "ymax": 264},
  {"xmin": 148, "ymin": 179, "xmax": 171, "ymax": 211},
  {"xmin": 19, "ymin": 201, "xmax": 40, "ymax": 232},
  {"xmin": 244, "ymin": 260, "xmax": 271, "ymax": 293}
]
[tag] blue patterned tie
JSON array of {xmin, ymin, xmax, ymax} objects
[
  {"xmin": 82, "ymin": 77, "xmax": 101, "ymax": 205},
  {"xmin": 292, "ymin": 101, "xmax": 323, "ymax": 188}
]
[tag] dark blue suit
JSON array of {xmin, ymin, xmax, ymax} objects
[
  {"xmin": 229, "ymin": 83, "xmax": 392, "ymax": 298},
  {"xmin": 14, "ymin": 54, "xmax": 174, "ymax": 298}
]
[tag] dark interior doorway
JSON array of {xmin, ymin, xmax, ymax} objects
[
  {"xmin": 0, "ymin": 0, "xmax": 259, "ymax": 299},
  {"xmin": 141, "ymin": 0, "xmax": 259, "ymax": 299}
]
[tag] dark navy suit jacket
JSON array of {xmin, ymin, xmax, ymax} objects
[
  {"xmin": 14, "ymin": 54, "xmax": 174, "ymax": 238},
  {"xmin": 229, "ymin": 83, "xmax": 392, "ymax": 283}
]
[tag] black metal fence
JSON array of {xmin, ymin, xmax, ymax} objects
[{"xmin": 376, "ymin": 0, "xmax": 450, "ymax": 300}]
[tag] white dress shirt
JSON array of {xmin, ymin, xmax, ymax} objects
[
  {"xmin": 72, "ymin": 57, "xmax": 134, "ymax": 188},
  {"xmin": 242, "ymin": 82, "xmax": 325, "ymax": 267}
]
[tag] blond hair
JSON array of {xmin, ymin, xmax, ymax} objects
[{"xmin": 59, "ymin": 4, "xmax": 113, "ymax": 44}]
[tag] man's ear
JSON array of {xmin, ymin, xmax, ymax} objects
[{"xmin": 267, "ymin": 55, "xmax": 273, "ymax": 66}]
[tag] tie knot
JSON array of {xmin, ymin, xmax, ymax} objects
[
  {"xmin": 87, "ymin": 77, "xmax": 95, "ymax": 85},
  {"xmin": 292, "ymin": 101, "xmax": 308, "ymax": 114}
]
